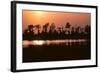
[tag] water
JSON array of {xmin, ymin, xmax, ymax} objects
[
  {"xmin": 23, "ymin": 39, "xmax": 87, "ymax": 48},
  {"xmin": 23, "ymin": 39, "xmax": 90, "ymax": 62}
]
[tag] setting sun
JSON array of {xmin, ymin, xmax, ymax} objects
[{"xmin": 35, "ymin": 11, "xmax": 44, "ymax": 15}]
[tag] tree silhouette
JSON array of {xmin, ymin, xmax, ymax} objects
[
  {"xmin": 23, "ymin": 22, "xmax": 90, "ymax": 40},
  {"xmin": 75, "ymin": 26, "xmax": 80, "ymax": 34},
  {"xmin": 34, "ymin": 25, "xmax": 41, "ymax": 34},
  {"xmin": 65, "ymin": 22, "xmax": 71, "ymax": 28},
  {"xmin": 85, "ymin": 25, "xmax": 90, "ymax": 34},
  {"xmin": 23, "ymin": 24, "xmax": 34, "ymax": 40},
  {"xmin": 71, "ymin": 27, "xmax": 75, "ymax": 34},
  {"xmin": 43, "ymin": 22, "xmax": 49, "ymax": 33},
  {"xmin": 58, "ymin": 27, "xmax": 62, "ymax": 33},
  {"xmin": 49, "ymin": 23, "xmax": 56, "ymax": 33},
  {"xmin": 65, "ymin": 22, "xmax": 71, "ymax": 34},
  {"xmin": 28, "ymin": 24, "xmax": 34, "ymax": 33}
]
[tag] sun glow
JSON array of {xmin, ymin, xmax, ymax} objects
[
  {"xmin": 33, "ymin": 40, "xmax": 45, "ymax": 45},
  {"xmin": 35, "ymin": 11, "xmax": 44, "ymax": 16}
]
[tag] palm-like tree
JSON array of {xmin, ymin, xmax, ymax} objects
[
  {"xmin": 65, "ymin": 22, "xmax": 71, "ymax": 34},
  {"xmin": 28, "ymin": 24, "xmax": 34, "ymax": 33},
  {"xmin": 34, "ymin": 25, "xmax": 41, "ymax": 34},
  {"xmin": 43, "ymin": 22, "xmax": 49, "ymax": 33},
  {"xmin": 65, "ymin": 22, "xmax": 71, "ymax": 28},
  {"xmin": 75, "ymin": 26, "xmax": 80, "ymax": 34},
  {"xmin": 49, "ymin": 23, "xmax": 56, "ymax": 33},
  {"xmin": 58, "ymin": 27, "xmax": 62, "ymax": 34},
  {"xmin": 85, "ymin": 25, "xmax": 90, "ymax": 34},
  {"xmin": 71, "ymin": 27, "xmax": 75, "ymax": 34}
]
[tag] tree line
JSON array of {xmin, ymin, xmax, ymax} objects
[{"xmin": 23, "ymin": 22, "xmax": 90, "ymax": 40}]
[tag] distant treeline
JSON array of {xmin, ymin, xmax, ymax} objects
[{"xmin": 23, "ymin": 22, "xmax": 90, "ymax": 40}]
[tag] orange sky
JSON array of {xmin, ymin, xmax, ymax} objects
[{"xmin": 22, "ymin": 10, "xmax": 91, "ymax": 31}]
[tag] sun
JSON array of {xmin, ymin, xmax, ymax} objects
[{"xmin": 35, "ymin": 11, "xmax": 44, "ymax": 16}]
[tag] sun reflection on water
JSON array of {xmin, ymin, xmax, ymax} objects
[
  {"xmin": 33, "ymin": 40, "xmax": 45, "ymax": 45},
  {"xmin": 23, "ymin": 39, "xmax": 87, "ymax": 48}
]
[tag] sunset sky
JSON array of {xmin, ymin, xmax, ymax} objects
[{"xmin": 22, "ymin": 10, "xmax": 91, "ymax": 31}]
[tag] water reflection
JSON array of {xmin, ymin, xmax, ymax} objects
[
  {"xmin": 33, "ymin": 40, "xmax": 45, "ymax": 45},
  {"xmin": 23, "ymin": 39, "xmax": 87, "ymax": 48}
]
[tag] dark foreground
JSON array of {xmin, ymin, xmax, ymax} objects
[{"xmin": 23, "ymin": 41, "xmax": 91, "ymax": 63}]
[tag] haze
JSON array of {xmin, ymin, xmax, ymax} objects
[{"xmin": 22, "ymin": 10, "xmax": 91, "ymax": 31}]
